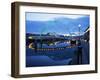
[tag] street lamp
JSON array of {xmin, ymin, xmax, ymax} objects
[
  {"xmin": 77, "ymin": 24, "xmax": 82, "ymax": 64},
  {"xmin": 78, "ymin": 24, "xmax": 81, "ymax": 37}
]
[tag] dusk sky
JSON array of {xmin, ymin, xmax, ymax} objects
[{"xmin": 26, "ymin": 12, "xmax": 90, "ymax": 36}]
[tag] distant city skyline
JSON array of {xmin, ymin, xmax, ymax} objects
[{"xmin": 26, "ymin": 12, "xmax": 90, "ymax": 36}]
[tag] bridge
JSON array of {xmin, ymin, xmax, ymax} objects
[{"xmin": 26, "ymin": 26, "xmax": 89, "ymax": 52}]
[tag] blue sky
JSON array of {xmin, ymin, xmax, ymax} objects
[{"xmin": 26, "ymin": 12, "xmax": 89, "ymax": 36}]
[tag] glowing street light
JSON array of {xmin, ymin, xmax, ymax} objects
[
  {"xmin": 78, "ymin": 24, "xmax": 81, "ymax": 37},
  {"xmin": 78, "ymin": 24, "xmax": 81, "ymax": 27}
]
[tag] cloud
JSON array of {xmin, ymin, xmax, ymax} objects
[{"xmin": 26, "ymin": 12, "xmax": 88, "ymax": 21}]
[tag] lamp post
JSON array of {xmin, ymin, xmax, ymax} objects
[
  {"xmin": 78, "ymin": 24, "xmax": 81, "ymax": 39},
  {"xmin": 77, "ymin": 24, "xmax": 83, "ymax": 64}
]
